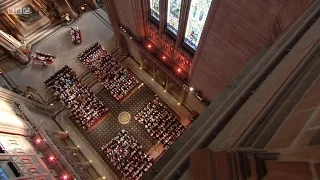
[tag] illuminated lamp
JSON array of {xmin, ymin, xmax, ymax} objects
[
  {"xmin": 177, "ymin": 68, "xmax": 181, "ymax": 73},
  {"xmin": 35, "ymin": 138, "xmax": 42, "ymax": 144},
  {"xmin": 162, "ymin": 56, "xmax": 166, "ymax": 60},
  {"xmin": 48, "ymin": 156, "xmax": 55, "ymax": 162},
  {"xmin": 147, "ymin": 44, "xmax": 152, "ymax": 48},
  {"xmin": 177, "ymin": 102, "xmax": 181, "ymax": 105},
  {"xmin": 62, "ymin": 175, "xmax": 68, "ymax": 180},
  {"xmin": 189, "ymin": 87, "xmax": 194, "ymax": 92}
]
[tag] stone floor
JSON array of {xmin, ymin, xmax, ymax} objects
[
  {"xmin": 0, "ymin": 8, "xmax": 193, "ymax": 179},
  {"xmin": 76, "ymin": 85, "xmax": 157, "ymax": 153},
  {"xmin": 0, "ymin": 10, "xmax": 115, "ymax": 101}
]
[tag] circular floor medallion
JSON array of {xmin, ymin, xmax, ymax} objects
[{"xmin": 118, "ymin": 111, "xmax": 131, "ymax": 124}]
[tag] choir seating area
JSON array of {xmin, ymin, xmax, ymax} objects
[
  {"xmin": 134, "ymin": 97, "xmax": 186, "ymax": 150},
  {"xmin": 45, "ymin": 66, "xmax": 109, "ymax": 131},
  {"xmin": 78, "ymin": 43, "xmax": 140, "ymax": 102},
  {"xmin": 101, "ymin": 129, "xmax": 153, "ymax": 179}
]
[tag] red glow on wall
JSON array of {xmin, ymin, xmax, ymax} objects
[
  {"xmin": 48, "ymin": 156, "xmax": 55, "ymax": 162},
  {"xmin": 35, "ymin": 138, "xmax": 42, "ymax": 144}
]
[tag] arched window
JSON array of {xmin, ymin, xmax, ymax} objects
[
  {"xmin": 150, "ymin": 0, "xmax": 160, "ymax": 21},
  {"xmin": 166, "ymin": 0, "xmax": 182, "ymax": 36},
  {"xmin": 184, "ymin": 0, "xmax": 212, "ymax": 50}
]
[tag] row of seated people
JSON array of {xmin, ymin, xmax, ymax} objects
[
  {"xmin": 70, "ymin": 27, "xmax": 81, "ymax": 45},
  {"xmin": 78, "ymin": 43, "xmax": 140, "ymax": 101},
  {"xmin": 35, "ymin": 52, "xmax": 56, "ymax": 58},
  {"xmin": 44, "ymin": 66, "xmax": 108, "ymax": 130},
  {"xmin": 101, "ymin": 130, "xmax": 153, "ymax": 180},
  {"xmin": 134, "ymin": 97, "xmax": 186, "ymax": 150},
  {"xmin": 31, "ymin": 52, "xmax": 55, "ymax": 65}
]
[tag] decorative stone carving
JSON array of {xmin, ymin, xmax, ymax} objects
[
  {"xmin": 160, "ymin": 34, "xmax": 175, "ymax": 57},
  {"xmin": 146, "ymin": 22, "xmax": 159, "ymax": 45},
  {"xmin": 174, "ymin": 48, "xmax": 192, "ymax": 69}
]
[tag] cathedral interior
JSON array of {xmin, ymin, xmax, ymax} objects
[{"xmin": 0, "ymin": 0, "xmax": 319, "ymax": 179}]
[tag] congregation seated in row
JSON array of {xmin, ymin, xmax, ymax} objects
[
  {"xmin": 31, "ymin": 52, "xmax": 55, "ymax": 66},
  {"xmin": 70, "ymin": 27, "xmax": 81, "ymax": 45},
  {"xmin": 78, "ymin": 43, "xmax": 140, "ymax": 101},
  {"xmin": 134, "ymin": 97, "xmax": 186, "ymax": 150},
  {"xmin": 45, "ymin": 66, "xmax": 108, "ymax": 130},
  {"xmin": 102, "ymin": 130, "xmax": 153, "ymax": 179}
]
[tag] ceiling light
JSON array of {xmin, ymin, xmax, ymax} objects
[{"xmin": 189, "ymin": 87, "xmax": 194, "ymax": 92}]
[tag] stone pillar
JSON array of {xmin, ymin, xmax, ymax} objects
[
  {"xmin": 179, "ymin": 87, "xmax": 188, "ymax": 104},
  {"xmin": 175, "ymin": 0, "xmax": 190, "ymax": 48},
  {"xmin": 45, "ymin": 130, "xmax": 68, "ymax": 140},
  {"xmin": 57, "ymin": 146, "xmax": 79, "ymax": 151},
  {"xmin": 53, "ymin": 131, "xmax": 68, "ymax": 140},
  {"xmin": 85, "ymin": 0, "xmax": 100, "ymax": 10},
  {"xmin": 56, "ymin": 0, "xmax": 78, "ymax": 19},
  {"xmin": 103, "ymin": 0, "xmax": 129, "ymax": 56},
  {"xmin": 73, "ymin": 162, "xmax": 91, "ymax": 170},
  {"xmin": 11, "ymin": 50, "xmax": 29, "ymax": 64},
  {"xmin": 57, "ymin": 146, "xmax": 80, "ymax": 155}
]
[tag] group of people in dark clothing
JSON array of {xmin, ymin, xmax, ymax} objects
[
  {"xmin": 70, "ymin": 27, "xmax": 82, "ymax": 45},
  {"xmin": 31, "ymin": 52, "xmax": 55, "ymax": 66},
  {"xmin": 78, "ymin": 43, "xmax": 140, "ymax": 101},
  {"xmin": 45, "ymin": 66, "xmax": 109, "ymax": 130},
  {"xmin": 101, "ymin": 129, "xmax": 153, "ymax": 180},
  {"xmin": 134, "ymin": 97, "xmax": 186, "ymax": 150}
]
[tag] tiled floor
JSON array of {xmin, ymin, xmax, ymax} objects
[
  {"xmin": 0, "ymin": 8, "xmax": 193, "ymax": 179},
  {"xmin": 67, "ymin": 73, "xmax": 181, "ymax": 178}
]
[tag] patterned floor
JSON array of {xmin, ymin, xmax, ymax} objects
[{"xmin": 65, "ymin": 69, "xmax": 182, "ymax": 179}]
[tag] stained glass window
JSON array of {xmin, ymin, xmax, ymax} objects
[
  {"xmin": 167, "ymin": 0, "xmax": 182, "ymax": 35},
  {"xmin": 150, "ymin": 0, "xmax": 160, "ymax": 21},
  {"xmin": 0, "ymin": 168, "xmax": 8, "ymax": 180},
  {"xmin": 184, "ymin": 0, "xmax": 212, "ymax": 50}
]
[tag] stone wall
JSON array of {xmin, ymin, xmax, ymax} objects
[{"xmin": 189, "ymin": 0, "xmax": 315, "ymax": 100}]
